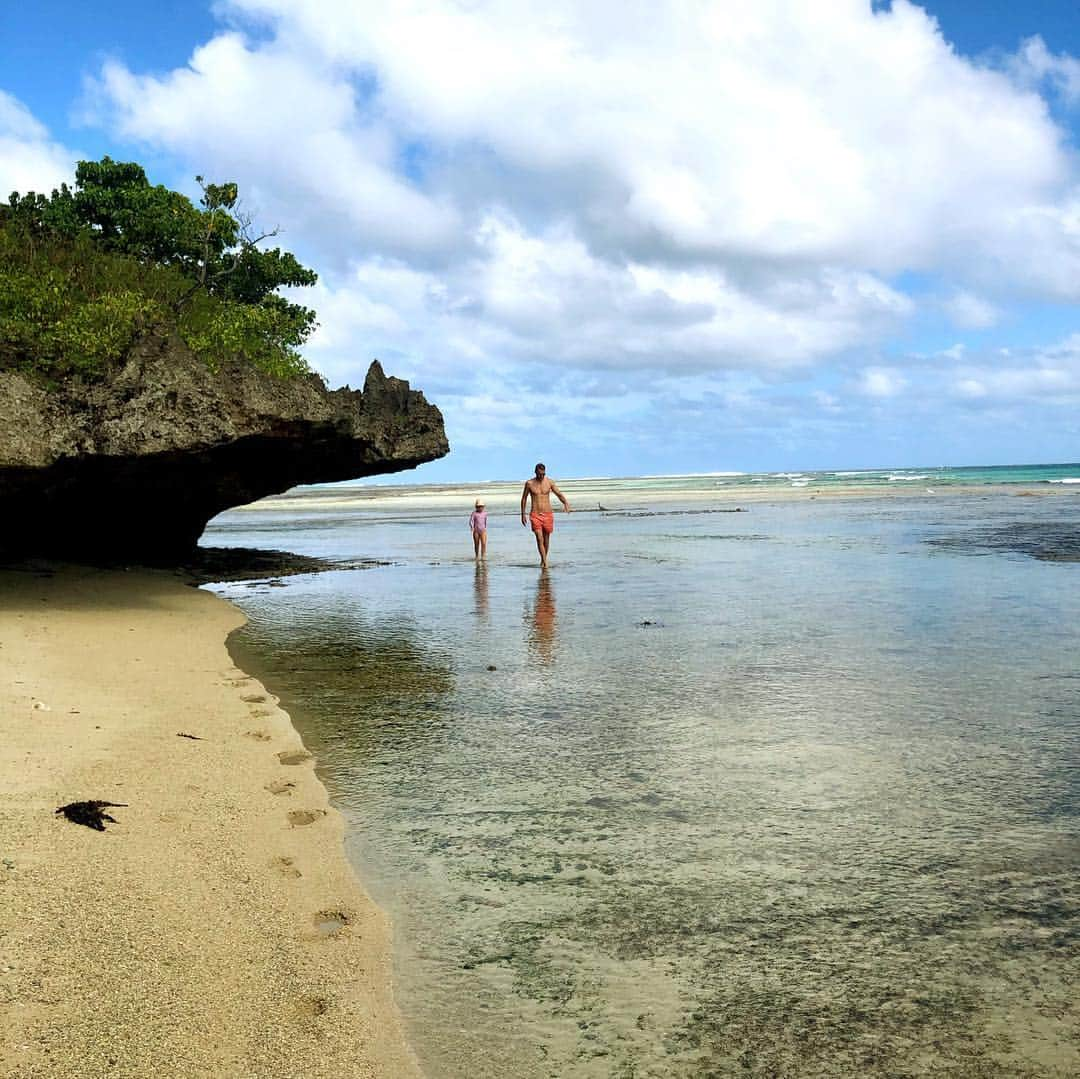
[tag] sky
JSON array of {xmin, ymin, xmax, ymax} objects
[{"xmin": 3, "ymin": 1, "xmax": 1080, "ymax": 482}]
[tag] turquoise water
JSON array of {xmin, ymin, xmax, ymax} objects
[
  {"xmin": 205, "ymin": 473, "xmax": 1080, "ymax": 1077},
  {"xmin": 509, "ymin": 462, "xmax": 1080, "ymax": 494}
]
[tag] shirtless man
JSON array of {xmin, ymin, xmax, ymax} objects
[{"xmin": 521, "ymin": 462, "xmax": 571, "ymax": 568}]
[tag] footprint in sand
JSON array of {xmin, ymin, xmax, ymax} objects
[
  {"xmin": 241, "ymin": 693, "xmax": 267, "ymax": 704},
  {"xmin": 288, "ymin": 809, "xmax": 326, "ymax": 827},
  {"xmin": 265, "ymin": 780, "xmax": 296, "ymax": 795},
  {"xmin": 272, "ymin": 855, "xmax": 302, "ymax": 879},
  {"xmin": 277, "ymin": 750, "xmax": 312, "ymax": 766},
  {"xmin": 249, "ymin": 707, "xmax": 271, "ymax": 718},
  {"xmin": 295, "ymin": 995, "xmax": 331, "ymax": 1019},
  {"xmin": 245, "ymin": 730, "xmax": 272, "ymax": 742},
  {"xmin": 314, "ymin": 909, "xmax": 352, "ymax": 937}
]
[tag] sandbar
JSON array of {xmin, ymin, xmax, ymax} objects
[{"xmin": 228, "ymin": 480, "xmax": 1064, "ymax": 516}]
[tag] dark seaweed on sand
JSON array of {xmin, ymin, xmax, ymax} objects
[{"xmin": 55, "ymin": 800, "xmax": 128, "ymax": 831}]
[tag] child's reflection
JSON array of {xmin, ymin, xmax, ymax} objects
[
  {"xmin": 527, "ymin": 570, "xmax": 557, "ymax": 664},
  {"xmin": 474, "ymin": 562, "xmax": 489, "ymax": 619}
]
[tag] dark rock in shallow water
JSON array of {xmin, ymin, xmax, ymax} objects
[
  {"xmin": 927, "ymin": 522, "xmax": 1080, "ymax": 562},
  {"xmin": 180, "ymin": 546, "xmax": 394, "ymax": 583},
  {"xmin": 0, "ymin": 334, "xmax": 448, "ymax": 563}
]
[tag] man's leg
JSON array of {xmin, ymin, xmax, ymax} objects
[
  {"xmin": 533, "ymin": 526, "xmax": 546, "ymax": 565},
  {"xmin": 541, "ymin": 528, "xmax": 552, "ymax": 565}
]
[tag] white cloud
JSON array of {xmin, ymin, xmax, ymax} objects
[
  {"xmin": 813, "ymin": 390, "xmax": 844, "ymax": 413},
  {"xmin": 856, "ymin": 366, "xmax": 908, "ymax": 398},
  {"xmin": 82, "ymin": 2, "xmax": 1080, "ymax": 293},
  {"xmin": 88, "ymin": 34, "xmax": 461, "ymax": 260},
  {"xmin": 196, "ymin": 0, "xmax": 1078, "ymax": 279},
  {"xmin": 954, "ymin": 378, "xmax": 988, "ymax": 399},
  {"xmin": 949, "ymin": 335, "xmax": 1080, "ymax": 403},
  {"xmin": 941, "ymin": 290, "xmax": 1000, "ymax": 330},
  {"xmin": 301, "ymin": 212, "xmax": 912, "ymax": 390},
  {"xmin": 0, "ymin": 92, "xmax": 79, "ymax": 198},
  {"xmin": 840, "ymin": 336, "xmax": 1080, "ymax": 411},
  {"xmin": 1009, "ymin": 35, "xmax": 1080, "ymax": 105},
  {"xmin": 62, "ymin": 1, "xmax": 1080, "ymax": 465}
]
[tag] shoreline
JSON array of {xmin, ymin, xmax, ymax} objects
[
  {"xmin": 0, "ymin": 564, "xmax": 422, "ymax": 1079},
  {"xmin": 224, "ymin": 480, "xmax": 1077, "ymax": 516}
]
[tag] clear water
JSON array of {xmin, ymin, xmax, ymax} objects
[{"xmin": 205, "ymin": 477, "xmax": 1080, "ymax": 1078}]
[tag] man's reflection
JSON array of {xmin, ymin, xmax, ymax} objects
[
  {"xmin": 474, "ymin": 561, "xmax": 489, "ymax": 620},
  {"xmin": 527, "ymin": 570, "xmax": 557, "ymax": 664}
]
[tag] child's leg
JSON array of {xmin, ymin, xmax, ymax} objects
[
  {"xmin": 480, "ymin": 530, "xmax": 487, "ymax": 558},
  {"xmin": 473, "ymin": 530, "xmax": 481, "ymax": 557}
]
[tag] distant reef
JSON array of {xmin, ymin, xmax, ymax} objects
[{"xmin": 0, "ymin": 332, "xmax": 448, "ymax": 563}]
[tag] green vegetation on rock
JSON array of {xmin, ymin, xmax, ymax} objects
[{"xmin": 0, "ymin": 157, "xmax": 318, "ymax": 380}]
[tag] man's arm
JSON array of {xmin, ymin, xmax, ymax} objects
[
  {"xmin": 521, "ymin": 483, "xmax": 530, "ymax": 526},
  {"xmin": 550, "ymin": 481, "xmax": 572, "ymax": 513}
]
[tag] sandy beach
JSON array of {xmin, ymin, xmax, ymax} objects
[{"xmin": 0, "ymin": 565, "xmax": 422, "ymax": 1079}]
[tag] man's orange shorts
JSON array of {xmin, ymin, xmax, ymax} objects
[{"xmin": 529, "ymin": 511, "xmax": 555, "ymax": 535}]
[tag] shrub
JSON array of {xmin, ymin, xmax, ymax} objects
[{"xmin": 0, "ymin": 157, "xmax": 318, "ymax": 381}]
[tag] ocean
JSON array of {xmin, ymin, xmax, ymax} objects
[{"xmin": 204, "ymin": 465, "xmax": 1080, "ymax": 1078}]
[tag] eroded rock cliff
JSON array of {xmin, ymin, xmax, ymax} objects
[{"xmin": 0, "ymin": 332, "xmax": 448, "ymax": 562}]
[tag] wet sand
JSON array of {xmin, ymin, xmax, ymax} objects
[{"xmin": 0, "ymin": 565, "xmax": 421, "ymax": 1079}]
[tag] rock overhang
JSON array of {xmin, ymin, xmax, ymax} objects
[{"xmin": 0, "ymin": 336, "xmax": 449, "ymax": 563}]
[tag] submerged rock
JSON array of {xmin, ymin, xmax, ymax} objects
[
  {"xmin": 0, "ymin": 333, "xmax": 448, "ymax": 562},
  {"xmin": 927, "ymin": 521, "xmax": 1080, "ymax": 562}
]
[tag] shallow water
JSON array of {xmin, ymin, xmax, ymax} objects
[{"xmin": 208, "ymin": 487, "xmax": 1080, "ymax": 1077}]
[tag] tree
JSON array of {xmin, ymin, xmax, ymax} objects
[{"xmin": 1, "ymin": 157, "xmax": 319, "ymax": 378}]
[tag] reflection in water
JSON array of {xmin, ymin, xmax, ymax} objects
[
  {"xmin": 473, "ymin": 562, "xmax": 489, "ymax": 620},
  {"xmin": 526, "ymin": 570, "xmax": 556, "ymax": 665},
  {"xmin": 208, "ymin": 495, "xmax": 1080, "ymax": 1079},
  {"xmin": 225, "ymin": 585, "xmax": 454, "ymax": 770}
]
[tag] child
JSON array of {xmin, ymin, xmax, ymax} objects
[{"xmin": 468, "ymin": 499, "xmax": 488, "ymax": 560}]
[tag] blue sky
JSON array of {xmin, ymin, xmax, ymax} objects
[{"xmin": 3, "ymin": 1, "xmax": 1080, "ymax": 481}]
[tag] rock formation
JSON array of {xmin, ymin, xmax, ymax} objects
[{"xmin": 0, "ymin": 332, "xmax": 449, "ymax": 562}]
